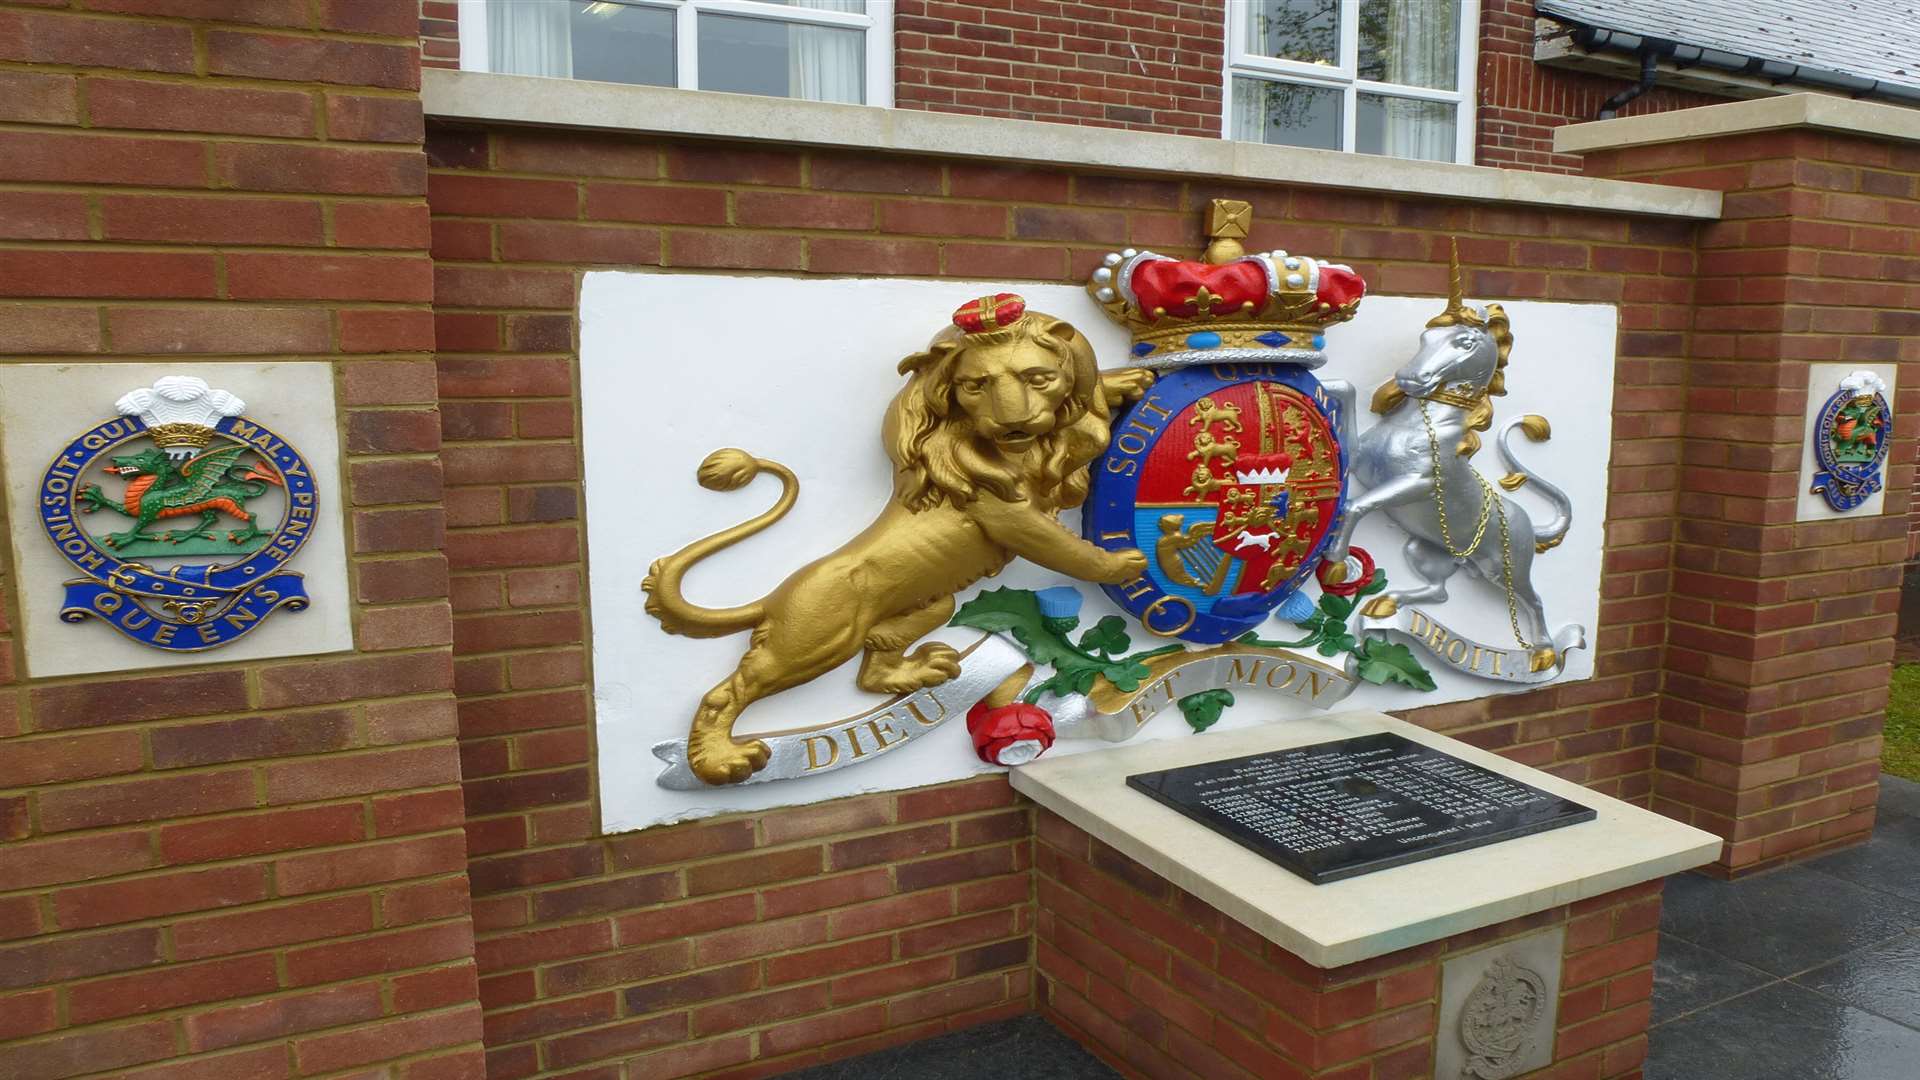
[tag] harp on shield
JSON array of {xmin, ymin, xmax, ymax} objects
[{"xmin": 1155, "ymin": 514, "xmax": 1231, "ymax": 595}]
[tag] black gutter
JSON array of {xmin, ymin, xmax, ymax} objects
[{"xmin": 1566, "ymin": 25, "xmax": 1920, "ymax": 112}]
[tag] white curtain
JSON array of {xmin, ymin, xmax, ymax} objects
[
  {"xmin": 490, "ymin": 0, "xmax": 574, "ymax": 79},
  {"xmin": 790, "ymin": 0, "xmax": 863, "ymax": 103},
  {"xmin": 1246, "ymin": 2, "xmax": 1274, "ymax": 54},
  {"xmin": 1232, "ymin": 78, "xmax": 1267, "ymax": 142},
  {"xmin": 1382, "ymin": 0, "xmax": 1455, "ymax": 160}
]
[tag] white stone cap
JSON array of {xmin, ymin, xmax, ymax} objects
[
  {"xmin": 1555, "ymin": 92, "xmax": 1920, "ymax": 156},
  {"xmin": 1010, "ymin": 709, "xmax": 1720, "ymax": 969},
  {"xmin": 422, "ymin": 69, "xmax": 1720, "ymax": 221}
]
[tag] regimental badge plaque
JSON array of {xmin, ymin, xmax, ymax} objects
[
  {"xmin": 38, "ymin": 376, "xmax": 317, "ymax": 652},
  {"xmin": 1127, "ymin": 733, "xmax": 1594, "ymax": 883},
  {"xmin": 1809, "ymin": 369, "xmax": 1892, "ymax": 512}
]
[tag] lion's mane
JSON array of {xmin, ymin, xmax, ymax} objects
[{"xmin": 884, "ymin": 312, "xmax": 1111, "ymax": 513}]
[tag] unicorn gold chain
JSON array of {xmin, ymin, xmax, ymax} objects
[
  {"xmin": 1419, "ymin": 398, "xmax": 1532, "ymax": 649},
  {"xmin": 1420, "ymin": 398, "xmax": 1493, "ymax": 557}
]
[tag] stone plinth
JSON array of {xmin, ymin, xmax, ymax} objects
[{"xmin": 1015, "ymin": 713, "xmax": 1719, "ymax": 1078}]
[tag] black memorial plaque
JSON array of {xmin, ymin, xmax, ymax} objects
[{"xmin": 1126, "ymin": 732, "xmax": 1596, "ymax": 884}]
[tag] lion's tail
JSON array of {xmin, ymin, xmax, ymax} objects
[
  {"xmin": 1495, "ymin": 415, "xmax": 1572, "ymax": 553},
  {"xmin": 642, "ymin": 449, "xmax": 796, "ymax": 638}
]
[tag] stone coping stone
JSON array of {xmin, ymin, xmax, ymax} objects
[
  {"xmin": 421, "ymin": 69, "xmax": 1722, "ymax": 221},
  {"xmin": 1555, "ymin": 92, "xmax": 1920, "ymax": 154},
  {"xmin": 1011, "ymin": 709, "xmax": 1720, "ymax": 969}
]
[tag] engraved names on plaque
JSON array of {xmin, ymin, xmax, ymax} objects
[{"xmin": 1126, "ymin": 732, "xmax": 1596, "ymax": 884}]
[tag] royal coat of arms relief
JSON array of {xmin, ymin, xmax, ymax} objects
[{"xmin": 631, "ymin": 200, "xmax": 1596, "ymax": 793}]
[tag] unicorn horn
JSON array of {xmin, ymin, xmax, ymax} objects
[
  {"xmin": 1428, "ymin": 236, "xmax": 1471, "ymax": 327},
  {"xmin": 1448, "ymin": 237, "xmax": 1467, "ymax": 313}
]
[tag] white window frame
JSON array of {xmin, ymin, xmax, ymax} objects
[
  {"xmin": 458, "ymin": 0, "xmax": 895, "ymax": 108},
  {"xmin": 1222, "ymin": 0, "xmax": 1479, "ymax": 165}
]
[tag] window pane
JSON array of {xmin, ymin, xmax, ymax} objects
[
  {"xmin": 1357, "ymin": 0, "xmax": 1459, "ymax": 90},
  {"xmin": 753, "ymin": 0, "xmax": 868, "ymax": 9},
  {"xmin": 1356, "ymin": 93, "xmax": 1455, "ymax": 161},
  {"xmin": 571, "ymin": 2, "xmax": 674, "ymax": 86},
  {"xmin": 698, "ymin": 12, "xmax": 865, "ymax": 103},
  {"xmin": 1232, "ymin": 77, "xmax": 1342, "ymax": 151},
  {"xmin": 488, "ymin": 1, "xmax": 674, "ymax": 85},
  {"xmin": 1243, "ymin": 0, "xmax": 1340, "ymax": 67}
]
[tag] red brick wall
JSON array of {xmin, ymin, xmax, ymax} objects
[
  {"xmin": 1478, "ymin": 0, "xmax": 1732, "ymax": 172},
  {"xmin": 422, "ymin": 0, "xmax": 460, "ymax": 71},
  {"xmin": 1584, "ymin": 132, "xmax": 1920, "ymax": 873},
  {"xmin": 1035, "ymin": 810, "xmax": 1661, "ymax": 1079},
  {"xmin": 0, "ymin": 3, "xmax": 479, "ymax": 1078},
  {"xmin": 894, "ymin": 0, "xmax": 1226, "ymax": 137},
  {"xmin": 425, "ymin": 117, "xmax": 1698, "ymax": 1073}
]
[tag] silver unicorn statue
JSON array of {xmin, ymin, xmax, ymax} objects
[{"xmin": 1323, "ymin": 246, "xmax": 1580, "ymax": 673}]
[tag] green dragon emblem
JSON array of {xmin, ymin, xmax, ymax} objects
[{"xmin": 77, "ymin": 444, "xmax": 283, "ymax": 557}]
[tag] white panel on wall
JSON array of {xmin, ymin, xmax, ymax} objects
[{"xmin": 582, "ymin": 273, "xmax": 1617, "ymax": 833}]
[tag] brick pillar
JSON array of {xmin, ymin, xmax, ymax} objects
[
  {"xmin": 1582, "ymin": 121, "xmax": 1920, "ymax": 874},
  {"xmin": 0, "ymin": 4, "xmax": 478, "ymax": 1076}
]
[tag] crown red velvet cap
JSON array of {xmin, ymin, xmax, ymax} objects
[
  {"xmin": 1314, "ymin": 263, "xmax": 1367, "ymax": 313},
  {"xmin": 952, "ymin": 292, "xmax": 1027, "ymax": 334},
  {"xmin": 1125, "ymin": 256, "xmax": 1365, "ymax": 325},
  {"xmin": 1130, "ymin": 260, "xmax": 1268, "ymax": 321}
]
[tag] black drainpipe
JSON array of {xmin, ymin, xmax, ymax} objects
[{"xmin": 1599, "ymin": 46, "xmax": 1661, "ymax": 119}]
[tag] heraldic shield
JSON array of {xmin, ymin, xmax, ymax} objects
[
  {"xmin": 1083, "ymin": 200, "xmax": 1362, "ymax": 643},
  {"xmin": 1087, "ymin": 364, "xmax": 1345, "ymax": 642}
]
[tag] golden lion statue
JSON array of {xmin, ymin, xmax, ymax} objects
[{"xmin": 643, "ymin": 296, "xmax": 1153, "ymax": 784}]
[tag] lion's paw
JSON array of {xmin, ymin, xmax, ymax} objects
[
  {"xmin": 688, "ymin": 728, "xmax": 771, "ymax": 785},
  {"xmin": 859, "ymin": 643, "xmax": 963, "ymax": 695},
  {"xmin": 1101, "ymin": 368, "xmax": 1156, "ymax": 406},
  {"xmin": 1099, "ymin": 549, "xmax": 1149, "ymax": 584}
]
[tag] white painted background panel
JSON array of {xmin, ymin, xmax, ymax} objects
[{"xmin": 583, "ymin": 273, "xmax": 1617, "ymax": 833}]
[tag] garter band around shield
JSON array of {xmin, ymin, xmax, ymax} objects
[{"xmin": 39, "ymin": 378, "xmax": 317, "ymax": 652}]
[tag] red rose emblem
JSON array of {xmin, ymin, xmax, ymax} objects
[
  {"xmin": 1316, "ymin": 546, "xmax": 1376, "ymax": 597},
  {"xmin": 967, "ymin": 701, "xmax": 1055, "ymax": 766}
]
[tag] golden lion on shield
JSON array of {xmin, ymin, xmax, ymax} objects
[{"xmin": 643, "ymin": 294, "xmax": 1153, "ymax": 784}]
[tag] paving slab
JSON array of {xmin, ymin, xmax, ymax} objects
[
  {"xmin": 1659, "ymin": 866, "xmax": 1920, "ymax": 977},
  {"xmin": 1809, "ymin": 815, "xmax": 1920, "ymax": 903},
  {"xmin": 1646, "ymin": 979, "xmax": 1920, "ymax": 1080},
  {"xmin": 1649, "ymin": 932, "xmax": 1774, "ymax": 1026},
  {"xmin": 1875, "ymin": 776, "xmax": 1920, "ymax": 822},
  {"xmin": 1792, "ymin": 931, "xmax": 1920, "ymax": 1031}
]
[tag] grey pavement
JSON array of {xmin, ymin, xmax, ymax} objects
[
  {"xmin": 779, "ymin": 777, "xmax": 1920, "ymax": 1080},
  {"xmin": 1648, "ymin": 776, "xmax": 1920, "ymax": 1080}
]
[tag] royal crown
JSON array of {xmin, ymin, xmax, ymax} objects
[
  {"xmin": 950, "ymin": 292, "xmax": 1027, "ymax": 337},
  {"xmin": 115, "ymin": 376, "xmax": 246, "ymax": 458},
  {"xmin": 1087, "ymin": 199, "xmax": 1365, "ymax": 369}
]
